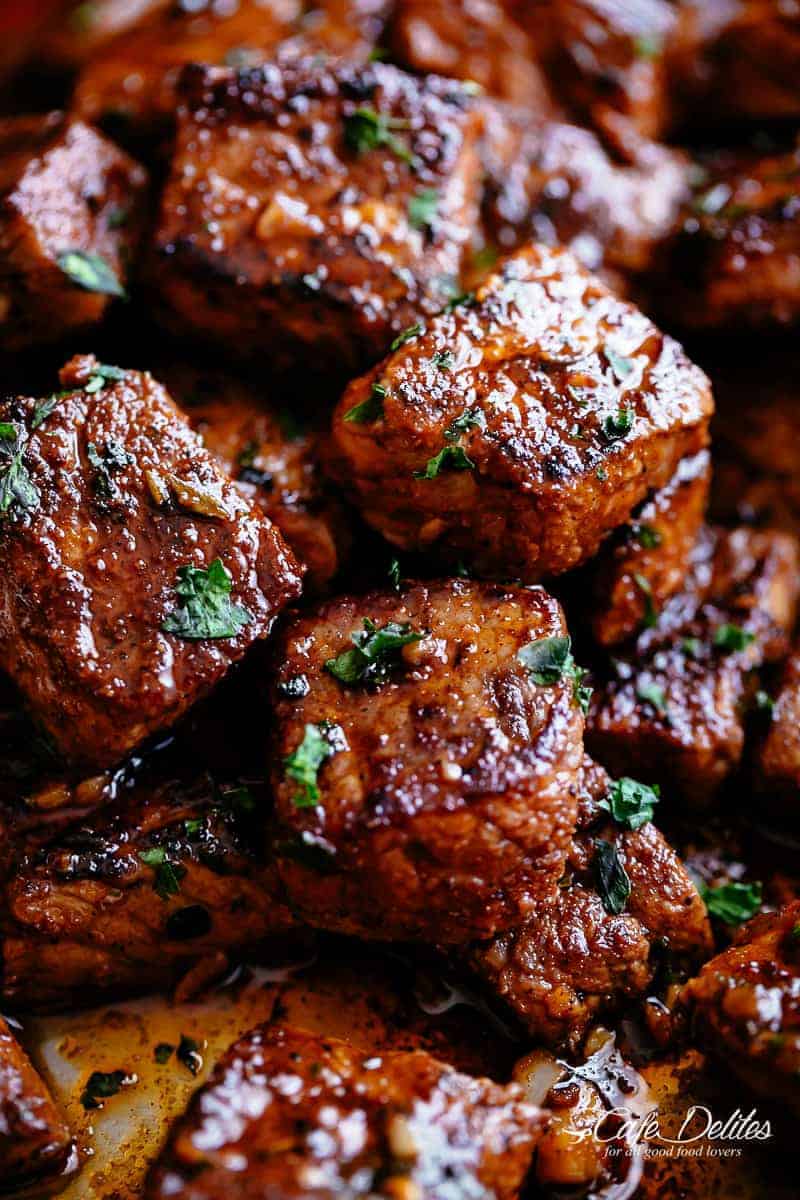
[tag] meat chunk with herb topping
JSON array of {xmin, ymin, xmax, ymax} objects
[
  {"xmin": 659, "ymin": 139, "xmax": 800, "ymax": 330},
  {"xmin": 162, "ymin": 362, "xmax": 350, "ymax": 592},
  {"xmin": 0, "ymin": 355, "xmax": 302, "ymax": 769},
  {"xmin": 1, "ymin": 770, "xmax": 296, "ymax": 1010},
  {"xmin": 151, "ymin": 59, "xmax": 483, "ymax": 374},
  {"xmin": 0, "ymin": 1016, "xmax": 74, "ymax": 1190},
  {"xmin": 146, "ymin": 1024, "xmax": 545, "ymax": 1200},
  {"xmin": 270, "ymin": 579, "xmax": 586, "ymax": 944},
  {"xmin": 0, "ymin": 114, "xmax": 147, "ymax": 351},
  {"xmin": 587, "ymin": 525, "xmax": 800, "ymax": 805},
  {"xmin": 469, "ymin": 758, "xmax": 712, "ymax": 1049},
  {"xmin": 681, "ymin": 901, "xmax": 800, "ymax": 1114},
  {"xmin": 588, "ymin": 448, "xmax": 710, "ymax": 647},
  {"xmin": 329, "ymin": 242, "xmax": 712, "ymax": 581}
]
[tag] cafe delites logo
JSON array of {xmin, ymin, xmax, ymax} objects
[{"xmin": 588, "ymin": 1103, "xmax": 774, "ymax": 1159}]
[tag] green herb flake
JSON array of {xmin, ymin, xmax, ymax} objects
[
  {"xmin": 596, "ymin": 466, "xmax": 608, "ymax": 482},
  {"xmin": 634, "ymin": 33, "xmax": 663, "ymax": 58},
  {"xmin": 80, "ymin": 1068, "xmax": 133, "ymax": 1110},
  {"xmin": 344, "ymin": 107, "xmax": 414, "ymax": 165},
  {"xmin": 636, "ymin": 679, "xmax": 668, "ymax": 717},
  {"xmin": 184, "ymin": 818, "xmax": 204, "ymax": 838},
  {"xmin": 57, "ymin": 250, "xmax": 125, "ymax": 298},
  {"xmin": 138, "ymin": 847, "xmax": 187, "ymax": 901},
  {"xmin": 445, "ymin": 291, "xmax": 475, "ymax": 312},
  {"xmin": 408, "ymin": 188, "xmax": 439, "ymax": 230},
  {"xmin": 681, "ymin": 636, "xmax": 702, "ymax": 658},
  {"xmin": 754, "ymin": 689, "xmax": 774, "ymax": 715},
  {"xmin": 594, "ymin": 839, "xmax": 632, "ymax": 915},
  {"xmin": 414, "ymin": 444, "xmax": 474, "ymax": 479},
  {"xmin": 162, "ymin": 558, "xmax": 251, "ymax": 641},
  {"xmin": 285, "ymin": 721, "xmax": 344, "ymax": 808},
  {"xmin": 633, "ymin": 572, "xmax": 658, "ymax": 628},
  {"xmin": 599, "ymin": 776, "xmax": 660, "ymax": 830},
  {"xmin": 154, "ymin": 1043, "xmax": 175, "ymax": 1064},
  {"xmin": 603, "ymin": 406, "xmax": 634, "ymax": 441},
  {"xmin": 388, "ymin": 558, "xmax": 402, "ymax": 590},
  {"xmin": 344, "ymin": 383, "xmax": 385, "ymax": 424},
  {"xmin": 701, "ymin": 880, "xmax": 762, "ymax": 925},
  {"xmin": 0, "ymin": 423, "xmax": 39, "ymax": 519},
  {"xmin": 446, "ymin": 408, "xmax": 485, "ymax": 438},
  {"xmin": 632, "ymin": 523, "xmax": 661, "ymax": 549},
  {"xmin": 390, "ymin": 323, "xmax": 423, "ymax": 351},
  {"xmin": 86, "ymin": 438, "xmax": 134, "ymax": 499},
  {"xmin": 325, "ymin": 618, "xmax": 423, "ymax": 686},
  {"xmin": 517, "ymin": 634, "xmax": 591, "ymax": 713},
  {"xmin": 433, "ymin": 349, "xmax": 455, "ymax": 372},
  {"xmin": 605, "ymin": 348, "xmax": 635, "ymax": 380},
  {"xmin": 176, "ymin": 1035, "xmax": 203, "ymax": 1077},
  {"xmin": 31, "ymin": 395, "xmax": 61, "ymax": 430},
  {"xmin": 84, "ymin": 363, "xmax": 127, "ymax": 394},
  {"xmin": 713, "ymin": 623, "xmax": 756, "ymax": 653}
]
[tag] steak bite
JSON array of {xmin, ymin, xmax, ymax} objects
[
  {"xmin": 587, "ymin": 526, "xmax": 800, "ymax": 805},
  {"xmin": 0, "ymin": 1017, "xmax": 74, "ymax": 1190},
  {"xmin": 389, "ymin": 0, "xmax": 553, "ymax": 109},
  {"xmin": 145, "ymin": 1024, "xmax": 545, "ymax": 1200},
  {"xmin": 0, "ymin": 114, "xmax": 147, "ymax": 352},
  {"xmin": 73, "ymin": 0, "xmax": 392, "ymax": 149},
  {"xmin": 661, "ymin": 139, "xmax": 800, "ymax": 330},
  {"xmin": 151, "ymin": 59, "xmax": 483, "ymax": 373},
  {"xmin": 270, "ymin": 579, "xmax": 586, "ymax": 944},
  {"xmin": 163, "ymin": 363, "xmax": 350, "ymax": 592},
  {"xmin": 589, "ymin": 448, "xmax": 710, "ymax": 647},
  {"xmin": 0, "ymin": 770, "xmax": 296, "ymax": 1010},
  {"xmin": 480, "ymin": 105, "xmax": 688, "ymax": 285},
  {"xmin": 681, "ymin": 901, "xmax": 800, "ymax": 1115},
  {"xmin": 0, "ymin": 355, "xmax": 302, "ymax": 769},
  {"xmin": 755, "ymin": 646, "xmax": 800, "ymax": 816},
  {"xmin": 329, "ymin": 243, "xmax": 712, "ymax": 581},
  {"xmin": 469, "ymin": 759, "xmax": 712, "ymax": 1050}
]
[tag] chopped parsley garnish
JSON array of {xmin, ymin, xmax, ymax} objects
[
  {"xmin": 681, "ymin": 636, "xmax": 702, "ymax": 658},
  {"xmin": 138, "ymin": 847, "xmax": 186, "ymax": 901},
  {"xmin": 86, "ymin": 438, "xmax": 134, "ymax": 499},
  {"xmin": 84, "ymin": 363, "xmax": 126, "ymax": 393},
  {"xmin": 446, "ymin": 408, "xmax": 485, "ymax": 437},
  {"xmin": 631, "ymin": 523, "xmax": 661, "ymax": 549},
  {"xmin": 0, "ymin": 422, "xmax": 39, "ymax": 518},
  {"xmin": 633, "ymin": 572, "xmax": 658, "ymax": 628},
  {"xmin": 176, "ymin": 1035, "xmax": 203, "ymax": 1076},
  {"xmin": 391, "ymin": 323, "xmax": 423, "ymax": 351},
  {"xmin": 605, "ymin": 348, "xmax": 635, "ymax": 381},
  {"xmin": 636, "ymin": 679, "xmax": 668, "ymax": 717},
  {"xmin": 81, "ymin": 1068, "xmax": 134, "ymax": 1110},
  {"xmin": 594, "ymin": 839, "xmax": 631, "ymax": 915},
  {"xmin": 599, "ymin": 777, "xmax": 660, "ymax": 830},
  {"xmin": 285, "ymin": 721, "xmax": 344, "ymax": 807},
  {"xmin": 57, "ymin": 250, "xmax": 125, "ymax": 298},
  {"xmin": 432, "ymin": 349, "xmax": 455, "ymax": 371},
  {"xmin": 408, "ymin": 188, "xmax": 439, "ymax": 229},
  {"xmin": 154, "ymin": 1043, "xmax": 174, "ymax": 1064},
  {"xmin": 596, "ymin": 466, "xmax": 608, "ymax": 482},
  {"xmin": 603, "ymin": 406, "xmax": 634, "ymax": 440},
  {"xmin": 278, "ymin": 674, "xmax": 311, "ymax": 699},
  {"xmin": 445, "ymin": 290, "xmax": 475, "ymax": 311},
  {"xmin": 184, "ymin": 818, "xmax": 204, "ymax": 838},
  {"xmin": 325, "ymin": 618, "xmax": 423, "ymax": 686},
  {"xmin": 713, "ymin": 623, "xmax": 756, "ymax": 653},
  {"xmin": 517, "ymin": 635, "xmax": 592, "ymax": 713},
  {"xmin": 343, "ymin": 107, "xmax": 414, "ymax": 165},
  {"xmin": 388, "ymin": 558, "xmax": 402, "ymax": 590},
  {"xmin": 162, "ymin": 559, "xmax": 251, "ymax": 641},
  {"xmin": 701, "ymin": 880, "xmax": 762, "ymax": 925},
  {"xmin": 345, "ymin": 382, "xmax": 385, "ymax": 423},
  {"xmin": 31, "ymin": 395, "xmax": 61, "ymax": 429},
  {"xmin": 414, "ymin": 444, "xmax": 473, "ymax": 478}
]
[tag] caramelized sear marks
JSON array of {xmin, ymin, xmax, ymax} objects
[
  {"xmin": 330, "ymin": 242, "xmax": 712, "ymax": 581},
  {"xmin": 270, "ymin": 579, "xmax": 585, "ymax": 943},
  {"xmin": 145, "ymin": 1024, "xmax": 545, "ymax": 1200},
  {"xmin": 0, "ymin": 355, "xmax": 301, "ymax": 769}
]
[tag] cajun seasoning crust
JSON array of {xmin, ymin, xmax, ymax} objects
[
  {"xmin": 590, "ymin": 448, "xmax": 711, "ymax": 647},
  {"xmin": 0, "ymin": 115, "xmax": 147, "ymax": 352},
  {"xmin": 389, "ymin": 0, "xmax": 553, "ymax": 109},
  {"xmin": 661, "ymin": 139, "xmax": 800, "ymax": 330},
  {"xmin": 0, "ymin": 1017, "xmax": 73, "ymax": 1189},
  {"xmin": 270, "ymin": 580, "xmax": 585, "ymax": 944},
  {"xmin": 0, "ymin": 772, "xmax": 296, "ymax": 1011},
  {"xmin": 170, "ymin": 363, "xmax": 349, "ymax": 593},
  {"xmin": 470, "ymin": 758, "xmax": 712, "ymax": 1050},
  {"xmin": 681, "ymin": 901, "xmax": 800, "ymax": 1115},
  {"xmin": 145, "ymin": 1025, "xmax": 546, "ymax": 1200},
  {"xmin": 587, "ymin": 525, "xmax": 800, "ymax": 805},
  {"xmin": 330, "ymin": 242, "xmax": 712, "ymax": 581},
  {"xmin": 0, "ymin": 355, "xmax": 302, "ymax": 769},
  {"xmin": 151, "ymin": 59, "xmax": 484, "ymax": 373}
]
